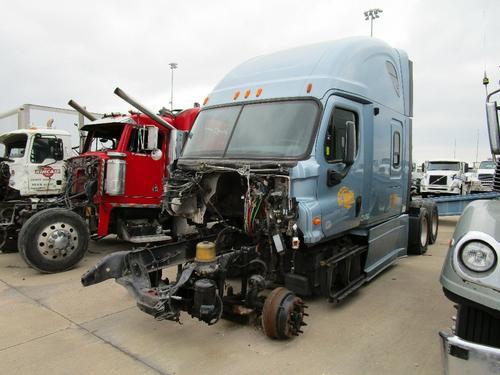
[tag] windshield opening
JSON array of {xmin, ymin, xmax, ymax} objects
[
  {"xmin": 479, "ymin": 161, "xmax": 495, "ymax": 169},
  {"xmin": 1, "ymin": 134, "xmax": 28, "ymax": 159},
  {"xmin": 83, "ymin": 124, "xmax": 125, "ymax": 152},
  {"xmin": 182, "ymin": 100, "xmax": 319, "ymax": 159},
  {"xmin": 427, "ymin": 162, "xmax": 460, "ymax": 171}
]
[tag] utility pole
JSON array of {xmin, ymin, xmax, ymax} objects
[
  {"xmin": 475, "ymin": 129, "xmax": 480, "ymax": 165},
  {"xmin": 169, "ymin": 62, "xmax": 178, "ymax": 111},
  {"xmin": 364, "ymin": 8, "xmax": 383, "ymax": 37}
]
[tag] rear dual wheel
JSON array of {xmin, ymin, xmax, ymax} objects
[
  {"xmin": 18, "ymin": 208, "xmax": 89, "ymax": 273},
  {"xmin": 427, "ymin": 204, "xmax": 439, "ymax": 245},
  {"xmin": 408, "ymin": 207, "xmax": 429, "ymax": 255}
]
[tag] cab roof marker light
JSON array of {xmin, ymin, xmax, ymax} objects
[
  {"xmin": 203, "ymin": 96, "xmax": 209, "ymax": 106},
  {"xmin": 306, "ymin": 83, "xmax": 313, "ymax": 93},
  {"xmin": 244, "ymin": 89, "xmax": 251, "ymax": 99},
  {"xmin": 256, "ymin": 88, "xmax": 263, "ymax": 97},
  {"xmin": 233, "ymin": 91, "xmax": 240, "ymax": 100}
]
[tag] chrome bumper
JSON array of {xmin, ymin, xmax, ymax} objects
[{"xmin": 440, "ymin": 331, "xmax": 500, "ymax": 374}]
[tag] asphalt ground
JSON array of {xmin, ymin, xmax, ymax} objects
[{"xmin": 0, "ymin": 217, "xmax": 458, "ymax": 375}]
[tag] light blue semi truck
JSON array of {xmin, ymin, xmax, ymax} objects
[{"xmin": 82, "ymin": 37, "xmax": 437, "ymax": 339}]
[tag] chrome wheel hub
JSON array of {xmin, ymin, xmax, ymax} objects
[{"xmin": 37, "ymin": 222, "xmax": 78, "ymax": 260}]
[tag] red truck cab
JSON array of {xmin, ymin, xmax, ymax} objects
[{"xmin": 69, "ymin": 107, "xmax": 199, "ymax": 240}]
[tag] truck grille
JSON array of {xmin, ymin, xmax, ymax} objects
[
  {"xmin": 456, "ymin": 304, "xmax": 500, "ymax": 348},
  {"xmin": 429, "ymin": 175, "xmax": 447, "ymax": 185},
  {"xmin": 494, "ymin": 160, "xmax": 500, "ymax": 192},
  {"xmin": 478, "ymin": 173, "xmax": 493, "ymax": 186}
]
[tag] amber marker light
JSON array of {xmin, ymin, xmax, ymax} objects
[
  {"xmin": 233, "ymin": 90, "xmax": 240, "ymax": 100},
  {"xmin": 312, "ymin": 217, "xmax": 321, "ymax": 225},
  {"xmin": 244, "ymin": 89, "xmax": 251, "ymax": 98},
  {"xmin": 256, "ymin": 88, "xmax": 263, "ymax": 97},
  {"xmin": 307, "ymin": 83, "xmax": 313, "ymax": 93},
  {"xmin": 203, "ymin": 96, "xmax": 209, "ymax": 105}
]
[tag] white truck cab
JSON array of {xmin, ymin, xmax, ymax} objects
[
  {"xmin": 0, "ymin": 128, "xmax": 73, "ymax": 197},
  {"xmin": 420, "ymin": 159, "xmax": 470, "ymax": 197}
]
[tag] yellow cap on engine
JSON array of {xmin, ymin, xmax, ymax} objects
[{"xmin": 195, "ymin": 241, "xmax": 216, "ymax": 262}]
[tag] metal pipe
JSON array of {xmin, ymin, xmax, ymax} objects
[
  {"xmin": 113, "ymin": 87, "xmax": 175, "ymax": 131},
  {"xmin": 67, "ymin": 100, "xmax": 97, "ymax": 121}
]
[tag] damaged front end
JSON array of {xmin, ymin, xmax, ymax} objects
[{"xmin": 82, "ymin": 163, "xmax": 308, "ymax": 339}]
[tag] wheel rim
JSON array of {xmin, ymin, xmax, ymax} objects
[
  {"xmin": 420, "ymin": 216, "xmax": 428, "ymax": 247},
  {"xmin": 37, "ymin": 222, "xmax": 79, "ymax": 260},
  {"xmin": 432, "ymin": 214, "xmax": 438, "ymax": 238}
]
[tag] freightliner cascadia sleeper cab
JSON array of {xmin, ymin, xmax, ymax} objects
[{"xmin": 82, "ymin": 37, "xmax": 437, "ymax": 339}]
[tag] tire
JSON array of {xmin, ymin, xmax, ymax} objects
[
  {"xmin": 18, "ymin": 208, "xmax": 89, "ymax": 273},
  {"xmin": 421, "ymin": 193, "xmax": 428, "ymax": 198},
  {"xmin": 427, "ymin": 204, "xmax": 439, "ymax": 245},
  {"xmin": 408, "ymin": 207, "xmax": 429, "ymax": 255}
]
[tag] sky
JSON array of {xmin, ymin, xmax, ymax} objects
[{"xmin": 1, "ymin": 0, "xmax": 499, "ymax": 163}]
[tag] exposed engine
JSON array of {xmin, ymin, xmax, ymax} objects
[
  {"xmin": 82, "ymin": 164, "xmax": 309, "ymax": 339},
  {"xmin": 66, "ymin": 156, "xmax": 101, "ymax": 202},
  {"xmin": 165, "ymin": 165, "xmax": 299, "ymax": 245}
]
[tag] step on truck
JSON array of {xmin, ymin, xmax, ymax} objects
[
  {"xmin": 439, "ymin": 81, "xmax": 500, "ymax": 373},
  {"xmin": 82, "ymin": 37, "xmax": 438, "ymax": 339},
  {"xmin": 5, "ymin": 92, "xmax": 199, "ymax": 273}
]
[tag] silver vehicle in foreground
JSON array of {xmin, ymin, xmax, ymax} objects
[{"xmin": 439, "ymin": 84, "xmax": 500, "ymax": 373}]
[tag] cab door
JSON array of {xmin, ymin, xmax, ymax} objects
[
  {"xmin": 123, "ymin": 126, "xmax": 166, "ymax": 202},
  {"xmin": 317, "ymin": 95, "xmax": 366, "ymax": 238}
]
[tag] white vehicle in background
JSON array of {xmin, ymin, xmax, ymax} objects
[
  {"xmin": 476, "ymin": 159, "xmax": 496, "ymax": 190},
  {"xmin": 0, "ymin": 128, "xmax": 74, "ymax": 251},
  {"xmin": 420, "ymin": 160, "xmax": 470, "ymax": 197}
]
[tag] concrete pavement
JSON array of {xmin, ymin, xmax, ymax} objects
[{"xmin": 0, "ymin": 218, "xmax": 458, "ymax": 375}]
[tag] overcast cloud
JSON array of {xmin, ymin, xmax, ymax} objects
[{"xmin": 1, "ymin": 0, "xmax": 499, "ymax": 163}]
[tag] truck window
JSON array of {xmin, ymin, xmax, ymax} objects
[
  {"xmin": 392, "ymin": 131, "xmax": 401, "ymax": 168},
  {"xmin": 2, "ymin": 134, "xmax": 27, "ymax": 159},
  {"xmin": 182, "ymin": 100, "xmax": 319, "ymax": 159},
  {"xmin": 128, "ymin": 128, "xmax": 164, "ymax": 153},
  {"xmin": 30, "ymin": 137, "xmax": 61, "ymax": 164},
  {"xmin": 324, "ymin": 108, "xmax": 357, "ymax": 163},
  {"xmin": 82, "ymin": 124, "xmax": 125, "ymax": 152}
]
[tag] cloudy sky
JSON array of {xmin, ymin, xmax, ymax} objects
[{"xmin": 1, "ymin": 0, "xmax": 499, "ymax": 163}]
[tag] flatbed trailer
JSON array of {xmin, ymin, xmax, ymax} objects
[{"xmin": 415, "ymin": 192, "xmax": 500, "ymax": 216}]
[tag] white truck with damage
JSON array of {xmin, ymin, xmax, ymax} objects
[
  {"xmin": 420, "ymin": 159, "xmax": 470, "ymax": 197},
  {"xmin": 0, "ymin": 128, "xmax": 74, "ymax": 251}
]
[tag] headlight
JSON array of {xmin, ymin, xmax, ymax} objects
[{"xmin": 460, "ymin": 241, "xmax": 496, "ymax": 272}]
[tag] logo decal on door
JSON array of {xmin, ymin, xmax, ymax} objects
[{"xmin": 337, "ymin": 186, "xmax": 355, "ymax": 209}]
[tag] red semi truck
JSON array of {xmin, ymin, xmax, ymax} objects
[{"xmin": 14, "ymin": 89, "xmax": 200, "ymax": 273}]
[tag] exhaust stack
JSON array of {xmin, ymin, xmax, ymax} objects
[
  {"xmin": 68, "ymin": 100, "xmax": 97, "ymax": 121},
  {"xmin": 113, "ymin": 87, "xmax": 175, "ymax": 131}
]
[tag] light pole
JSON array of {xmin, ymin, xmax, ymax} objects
[
  {"xmin": 169, "ymin": 62, "xmax": 178, "ymax": 111},
  {"xmin": 364, "ymin": 8, "xmax": 383, "ymax": 37}
]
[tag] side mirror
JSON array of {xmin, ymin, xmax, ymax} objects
[
  {"xmin": 486, "ymin": 101, "xmax": 500, "ymax": 153},
  {"xmin": 344, "ymin": 121, "xmax": 356, "ymax": 166},
  {"xmin": 421, "ymin": 163, "xmax": 426, "ymax": 172},
  {"xmin": 464, "ymin": 163, "xmax": 469, "ymax": 173},
  {"xmin": 51, "ymin": 138, "xmax": 64, "ymax": 161},
  {"xmin": 145, "ymin": 126, "xmax": 159, "ymax": 150}
]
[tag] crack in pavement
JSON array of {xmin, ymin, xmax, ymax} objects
[{"xmin": 0, "ymin": 277, "xmax": 169, "ymax": 375}]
